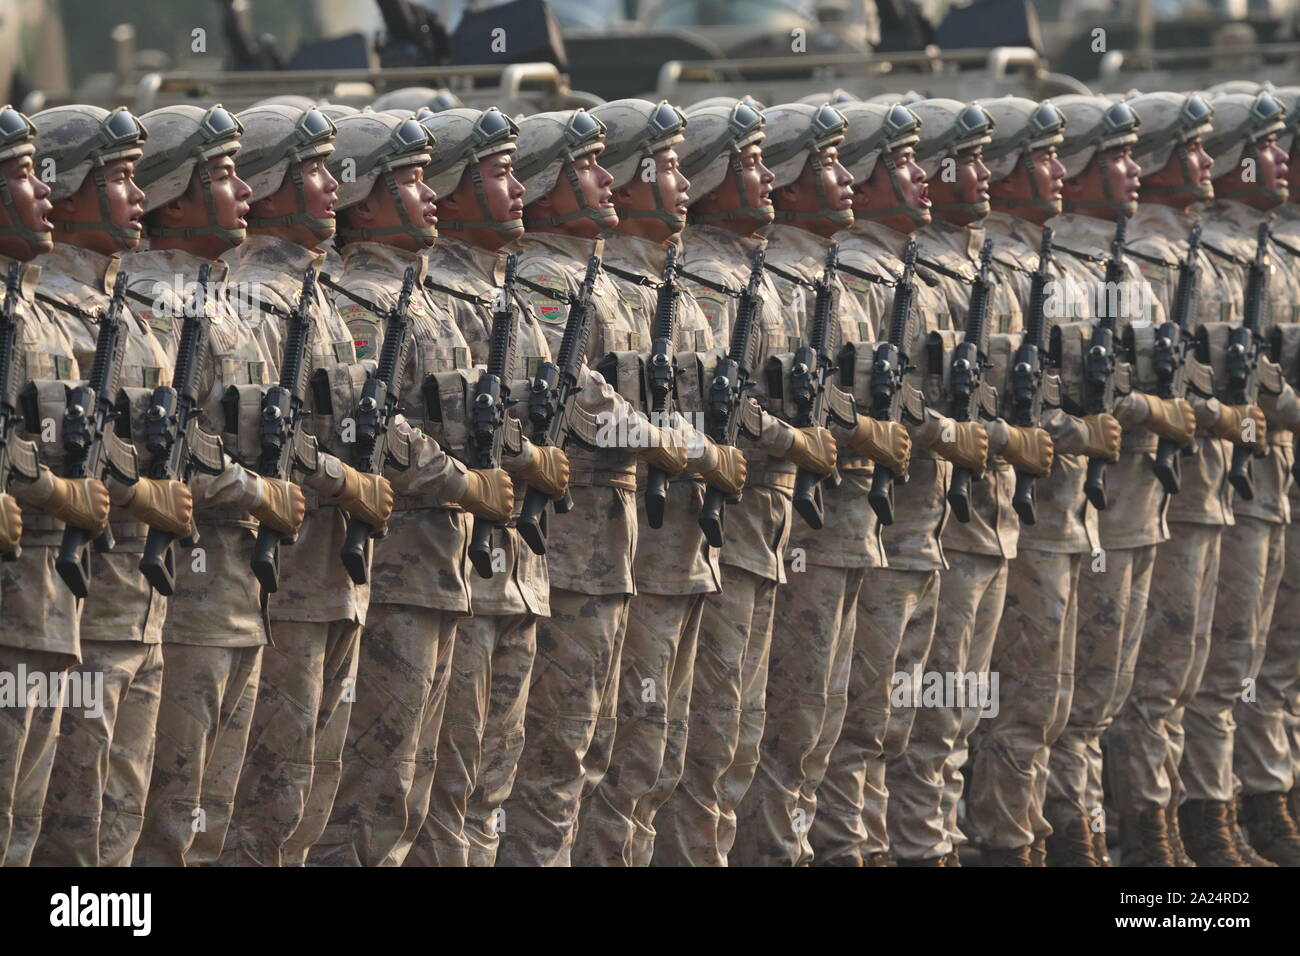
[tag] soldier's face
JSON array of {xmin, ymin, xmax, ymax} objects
[
  {"xmin": 54, "ymin": 157, "xmax": 145, "ymax": 253},
  {"xmin": 299, "ymin": 157, "xmax": 339, "ymax": 227},
  {"xmin": 1139, "ymin": 137, "xmax": 1213, "ymax": 208},
  {"xmin": 1063, "ymin": 145, "xmax": 1140, "ymax": 220},
  {"xmin": 1215, "ymin": 134, "xmax": 1289, "ymax": 210},
  {"xmin": 928, "ymin": 145, "xmax": 990, "ymax": 226},
  {"xmin": 852, "ymin": 144, "xmax": 930, "ymax": 233},
  {"xmin": 773, "ymin": 144, "xmax": 853, "ymax": 237},
  {"xmin": 545, "ymin": 149, "xmax": 616, "ymax": 238},
  {"xmin": 439, "ymin": 151, "xmax": 525, "ymax": 249},
  {"xmin": 0, "ymin": 154, "xmax": 53, "ymax": 259},
  {"xmin": 689, "ymin": 142, "xmax": 772, "ymax": 236},
  {"xmin": 990, "ymin": 146, "xmax": 1064, "ymax": 224},
  {"xmin": 252, "ymin": 156, "xmax": 338, "ymax": 245},
  {"xmin": 206, "ymin": 155, "xmax": 252, "ymax": 237},
  {"xmin": 612, "ymin": 146, "xmax": 690, "ymax": 242},
  {"xmin": 147, "ymin": 155, "xmax": 251, "ymax": 259},
  {"xmin": 357, "ymin": 164, "xmax": 437, "ymax": 252}
]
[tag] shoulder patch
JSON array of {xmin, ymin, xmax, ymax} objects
[
  {"xmin": 346, "ymin": 311, "xmax": 382, "ymax": 360},
  {"xmin": 535, "ymin": 301, "xmax": 565, "ymax": 323}
]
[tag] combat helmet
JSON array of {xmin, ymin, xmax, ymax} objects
[
  {"xmin": 417, "ymin": 107, "xmax": 519, "ymax": 235},
  {"xmin": 865, "ymin": 91, "xmax": 922, "ymax": 106},
  {"xmin": 1268, "ymin": 86, "xmax": 1300, "ymax": 155},
  {"xmin": 798, "ymin": 89, "xmax": 860, "ymax": 107},
  {"xmin": 513, "ymin": 109, "xmax": 613, "ymax": 228},
  {"xmin": 1125, "ymin": 91, "xmax": 1215, "ymax": 201},
  {"xmin": 135, "ymin": 104, "xmax": 246, "ymax": 245},
  {"xmin": 236, "ymin": 104, "xmax": 337, "ymax": 240},
  {"xmin": 1203, "ymin": 90, "xmax": 1288, "ymax": 185},
  {"xmin": 0, "ymin": 104, "xmax": 50, "ymax": 250},
  {"xmin": 910, "ymin": 98, "xmax": 994, "ymax": 221},
  {"xmin": 1050, "ymin": 95, "xmax": 1141, "ymax": 216},
  {"xmin": 761, "ymin": 103, "xmax": 851, "ymax": 227},
  {"xmin": 977, "ymin": 96, "xmax": 1066, "ymax": 215},
  {"xmin": 837, "ymin": 101, "xmax": 925, "ymax": 224},
  {"xmin": 589, "ymin": 98, "xmax": 688, "ymax": 229},
  {"xmin": 677, "ymin": 99, "xmax": 770, "ymax": 224},
  {"xmin": 1205, "ymin": 80, "xmax": 1268, "ymax": 97},
  {"xmin": 252, "ymin": 95, "xmax": 319, "ymax": 111},
  {"xmin": 373, "ymin": 87, "xmax": 463, "ymax": 114},
  {"xmin": 31, "ymin": 105, "xmax": 148, "ymax": 249},
  {"xmin": 328, "ymin": 111, "xmax": 435, "ymax": 245},
  {"xmin": 318, "ymin": 104, "xmax": 361, "ymax": 122},
  {"xmin": 689, "ymin": 95, "xmax": 766, "ymax": 113}
]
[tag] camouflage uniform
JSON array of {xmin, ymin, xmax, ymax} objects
[
  {"xmin": 310, "ymin": 242, "xmax": 474, "ymax": 867},
  {"xmin": 573, "ymin": 232, "xmax": 723, "ymax": 867},
  {"xmin": 28, "ymin": 246, "xmax": 169, "ymax": 867},
  {"xmin": 413, "ymin": 236, "xmax": 550, "ymax": 868},
  {"xmin": 730, "ymin": 222, "xmax": 884, "ymax": 867},
  {"xmin": 0, "ymin": 253, "xmax": 81, "ymax": 866},
  {"xmin": 965, "ymin": 209, "xmax": 1099, "ymax": 853},
  {"xmin": 888, "ymin": 217, "xmax": 1024, "ymax": 862},
  {"xmin": 653, "ymin": 224, "xmax": 803, "ymax": 866},
  {"xmin": 1041, "ymin": 211, "xmax": 1172, "ymax": 851},
  {"xmin": 812, "ymin": 220, "xmax": 952, "ymax": 864},
  {"xmin": 123, "ymin": 250, "xmax": 274, "ymax": 866}
]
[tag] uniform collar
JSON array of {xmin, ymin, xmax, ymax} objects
[
  {"xmin": 36, "ymin": 244, "xmax": 120, "ymax": 296},
  {"xmin": 839, "ymin": 219, "xmax": 910, "ymax": 258},
  {"xmin": 1047, "ymin": 211, "xmax": 1123, "ymax": 251},
  {"xmin": 601, "ymin": 232, "xmax": 674, "ymax": 279},
  {"xmin": 339, "ymin": 240, "xmax": 428, "ymax": 285},
  {"xmin": 683, "ymin": 223, "xmax": 765, "ymax": 262},
  {"xmin": 423, "ymin": 236, "xmax": 515, "ymax": 289},
  {"xmin": 518, "ymin": 231, "xmax": 603, "ymax": 262},
  {"xmin": 122, "ymin": 247, "xmax": 229, "ymax": 282},
  {"xmin": 226, "ymin": 233, "xmax": 327, "ymax": 274}
]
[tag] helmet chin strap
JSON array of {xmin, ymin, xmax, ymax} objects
[
  {"xmin": 437, "ymin": 161, "xmax": 524, "ymax": 236},
  {"xmin": 1064, "ymin": 153, "xmax": 1137, "ymax": 218},
  {"xmin": 0, "ymin": 177, "xmax": 52, "ymax": 252},
  {"xmin": 617, "ymin": 154, "xmax": 688, "ymax": 231},
  {"xmin": 148, "ymin": 162, "xmax": 247, "ymax": 245},
  {"xmin": 691, "ymin": 149, "xmax": 774, "ymax": 225},
  {"xmin": 246, "ymin": 162, "xmax": 335, "ymax": 241},
  {"xmin": 772, "ymin": 148, "xmax": 854, "ymax": 228},
  {"xmin": 337, "ymin": 167, "xmax": 438, "ymax": 245},
  {"xmin": 994, "ymin": 150, "xmax": 1062, "ymax": 217},
  {"xmin": 854, "ymin": 148, "xmax": 927, "ymax": 225},
  {"xmin": 527, "ymin": 161, "xmax": 618, "ymax": 229},
  {"xmin": 53, "ymin": 165, "xmax": 141, "ymax": 251}
]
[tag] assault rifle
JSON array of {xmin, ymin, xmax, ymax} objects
[
  {"xmin": 0, "ymin": 263, "xmax": 39, "ymax": 561},
  {"xmin": 1080, "ymin": 215, "xmax": 1128, "ymax": 510},
  {"xmin": 1150, "ymin": 224, "xmax": 1205, "ymax": 495},
  {"xmin": 867, "ymin": 240, "xmax": 918, "ymax": 526},
  {"xmin": 1007, "ymin": 229, "xmax": 1055, "ymax": 525},
  {"xmin": 644, "ymin": 244, "xmax": 681, "ymax": 528},
  {"xmin": 945, "ymin": 239, "xmax": 996, "ymax": 523},
  {"xmin": 1225, "ymin": 221, "xmax": 1272, "ymax": 501}
]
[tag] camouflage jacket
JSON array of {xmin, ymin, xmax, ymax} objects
[
  {"xmin": 36, "ymin": 244, "xmax": 169, "ymax": 643},
  {"xmin": 125, "ymin": 248, "xmax": 271, "ymax": 647}
]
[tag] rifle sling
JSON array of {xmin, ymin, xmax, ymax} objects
[
  {"xmin": 602, "ymin": 263, "xmax": 661, "ymax": 289},
  {"xmin": 35, "ymin": 291, "xmax": 99, "ymax": 322},
  {"xmin": 318, "ymin": 273, "xmax": 387, "ymax": 316},
  {"xmin": 677, "ymin": 268, "xmax": 740, "ymax": 298},
  {"xmin": 835, "ymin": 261, "xmax": 898, "ymax": 286},
  {"xmin": 916, "ymin": 256, "xmax": 974, "ymax": 284},
  {"xmin": 764, "ymin": 262, "xmax": 815, "ymax": 290},
  {"xmin": 1200, "ymin": 239, "xmax": 1250, "ymax": 269},
  {"xmin": 515, "ymin": 275, "xmax": 572, "ymax": 304}
]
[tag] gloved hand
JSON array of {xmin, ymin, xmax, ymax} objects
[
  {"xmin": 517, "ymin": 444, "xmax": 570, "ymax": 500},
  {"xmin": 35, "ymin": 475, "xmax": 111, "ymax": 534},
  {"xmin": 1081, "ymin": 413, "xmax": 1122, "ymax": 462},
  {"xmin": 785, "ymin": 426, "xmax": 837, "ymax": 476},
  {"xmin": 123, "ymin": 477, "xmax": 194, "ymax": 537},
  {"xmin": 330, "ymin": 465, "xmax": 394, "ymax": 528},
  {"xmin": 934, "ymin": 420, "xmax": 989, "ymax": 475},
  {"xmin": 699, "ymin": 443, "xmax": 747, "ymax": 498},
  {"xmin": 0, "ymin": 492, "xmax": 20, "ymax": 552},
  {"xmin": 252, "ymin": 477, "xmax": 307, "ymax": 537},
  {"xmin": 1142, "ymin": 395, "xmax": 1196, "ymax": 444},
  {"xmin": 1211, "ymin": 404, "xmax": 1267, "ymax": 453},
  {"xmin": 637, "ymin": 426, "xmax": 689, "ymax": 476},
  {"xmin": 1001, "ymin": 425, "xmax": 1054, "ymax": 477},
  {"xmin": 848, "ymin": 416, "xmax": 910, "ymax": 475},
  {"xmin": 459, "ymin": 467, "xmax": 514, "ymax": 523}
]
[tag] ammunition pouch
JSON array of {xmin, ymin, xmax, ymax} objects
[
  {"xmin": 1051, "ymin": 320, "xmax": 1132, "ymax": 414},
  {"xmin": 1270, "ymin": 323, "xmax": 1300, "ymax": 389}
]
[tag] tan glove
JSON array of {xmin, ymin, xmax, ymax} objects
[
  {"xmin": 699, "ymin": 444, "xmax": 747, "ymax": 498},
  {"xmin": 330, "ymin": 465, "xmax": 394, "ymax": 528},
  {"xmin": 123, "ymin": 477, "xmax": 194, "ymax": 537},
  {"xmin": 38, "ymin": 476, "xmax": 111, "ymax": 534},
  {"xmin": 1211, "ymin": 404, "xmax": 1267, "ymax": 453},
  {"xmin": 0, "ymin": 492, "xmax": 20, "ymax": 553},
  {"xmin": 848, "ymin": 416, "xmax": 911, "ymax": 475},
  {"xmin": 934, "ymin": 421, "xmax": 989, "ymax": 475},
  {"xmin": 1081, "ymin": 413, "xmax": 1122, "ymax": 462},
  {"xmin": 459, "ymin": 467, "xmax": 514, "ymax": 523},
  {"xmin": 785, "ymin": 426, "xmax": 838, "ymax": 476},
  {"xmin": 1002, "ymin": 425, "xmax": 1054, "ymax": 477},
  {"xmin": 1142, "ymin": 395, "xmax": 1196, "ymax": 444},
  {"xmin": 252, "ymin": 477, "xmax": 307, "ymax": 537},
  {"xmin": 517, "ymin": 445, "xmax": 570, "ymax": 501},
  {"xmin": 637, "ymin": 427, "xmax": 689, "ymax": 476}
]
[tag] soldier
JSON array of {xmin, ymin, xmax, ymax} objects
[
  {"xmin": 1038, "ymin": 95, "xmax": 1198, "ymax": 867},
  {"xmin": 813, "ymin": 100, "xmax": 988, "ymax": 867},
  {"xmin": 1166, "ymin": 89, "xmax": 1300, "ymax": 866},
  {"xmin": 407, "ymin": 106, "xmax": 559, "ymax": 868},
  {"xmin": 887, "ymin": 98, "xmax": 1054, "ymax": 866},
  {"xmin": 729, "ymin": 102, "xmax": 913, "ymax": 867},
  {"xmin": 24, "ymin": 105, "xmax": 194, "ymax": 867},
  {"xmin": 304, "ymin": 112, "xmax": 524, "ymax": 867},
  {"xmin": 122, "ymin": 104, "xmax": 307, "ymax": 867},
  {"xmin": 961, "ymin": 96, "xmax": 1122, "ymax": 866},
  {"xmin": 651, "ymin": 100, "xmax": 839, "ymax": 866},
  {"xmin": 495, "ymin": 109, "xmax": 692, "ymax": 866},
  {"xmin": 1238, "ymin": 83, "xmax": 1300, "ymax": 865},
  {"xmin": 217, "ymin": 105, "xmax": 397, "ymax": 867},
  {"xmin": 0, "ymin": 104, "xmax": 109, "ymax": 865}
]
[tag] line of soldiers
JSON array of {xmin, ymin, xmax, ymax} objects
[{"xmin": 0, "ymin": 76, "xmax": 1298, "ymax": 868}]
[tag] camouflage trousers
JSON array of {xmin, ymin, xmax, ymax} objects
[
  {"xmin": 1045, "ymin": 544, "xmax": 1156, "ymax": 837},
  {"xmin": 221, "ymin": 618, "xmax": 361, "ymax": 866},
  {"xmin": 573, "ymin": 590, "xmax": 706, "ymax": 866},
  {"xmin": 1108, "ymin": 522, "xmax": 1221, "ymax": 816},
  {"xmin": 496, "ymin": 590, "xmax": 630, "ymax": 866},
  {"xmin": 133, "ymin": 643, "xmax": 262, "ymax": 866},
  {"xmin": 30, "ymin": 640, "xmax": 163, "ymax": 866},
  {"xmin": 1181, "ymin": 517, "xmax": 1285, "ymax": 803},
  {"xmin": 0, "ymin": 648, "xmax": 72, "ymax": 866},
  {"xmin": 967, "ymin": 550, "xmax": 1081, "ymax": 850},
  {"xmin": 811, "ymin": 568, "xmax": 939, "ymax": 864},
  {"xmin": 412, "ymin": 612, "xmax": 536, "ymax": 867},
  {"xmin": 888, "ymin": 552, "xmax": 1007, "ymax": 862},
  {"xmin": 731, "ymin": 564, "xmax": 865, "ymax": 867},
  {"xmin": 1236, "ymin": 521, "xmax": 1300, "ymax": 796},
  {"xmin": 309, "ymin": 606, "xmax": 457, "ymax": 867},
  {"xmin": 652, "ymin": 565, "xmax": 777, "ymax": 866}
]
